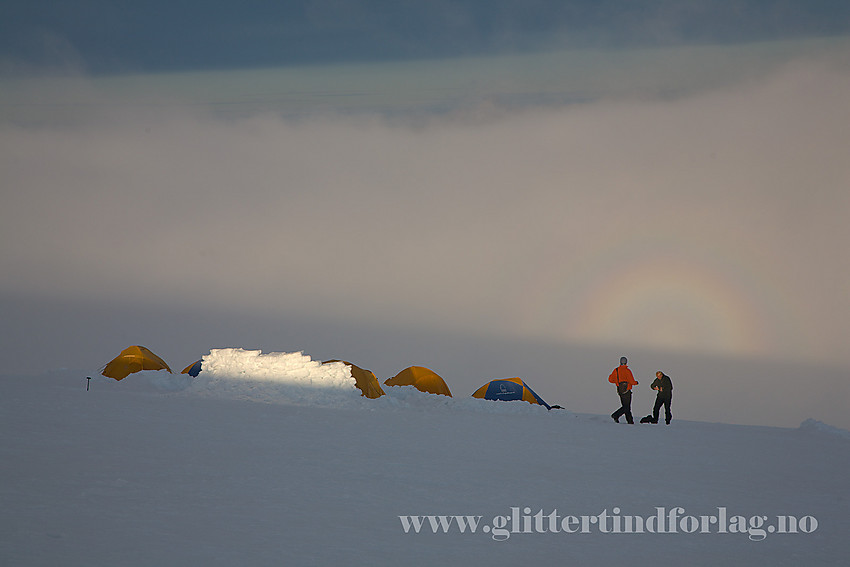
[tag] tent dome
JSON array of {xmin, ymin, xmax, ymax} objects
[
  {"xmin": 101, "ymin": 346, "xmax": 172, "ymax": 381},
  {"xmin": 471, "ymin": 377, "xmax": 550, "ymax": 409},
  {"xmin": 384, "ymin": 366, "xmax": 452, "ymax": 397}
]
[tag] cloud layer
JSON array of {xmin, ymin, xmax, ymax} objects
[
  {"xmin": 2, "ymin": 44, "xmax": 849, "ymax": 370},
  {"xmin": 4, "ymin": 1, "xmax": 850, "ymax": 73}
]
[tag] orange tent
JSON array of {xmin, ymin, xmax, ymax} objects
[
  {"xmin": 101, "ymin": 345, "xmax": 172, "ymax": 381},
  {"xmin": 324, "ymin": 360, "xmax": 385, "ymax": 399},
  {"xmin": 384, "ymin": 366, "xmax": 452, "ymax": 397}
]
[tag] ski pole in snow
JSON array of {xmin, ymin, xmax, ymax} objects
[{"xmin": 86, "ymin": 376, "xmax": 91, "ymax": 391}]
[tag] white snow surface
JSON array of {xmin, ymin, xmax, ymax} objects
[{"xmin": 2, "ymin": 349, "xmax": 848, "ymax": 566}]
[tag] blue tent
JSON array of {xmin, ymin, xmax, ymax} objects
[{"xmin": 471, "ymin": 377, "xmax": 551, "ymax": 409}]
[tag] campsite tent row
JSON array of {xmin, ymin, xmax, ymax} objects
[{"xmin": 100, "ymin": 346, "xmax": 554, "ymax": 409}]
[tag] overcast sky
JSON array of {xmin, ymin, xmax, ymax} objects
[
  {"xmin": 2, "ymin": 2, "xmax": 848, "ymax": 427},
  {"xmin": 3, "ymin": 1, "xmax": 850, "ymax": 73}
]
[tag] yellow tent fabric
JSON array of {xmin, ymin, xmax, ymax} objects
[
  {"xmin": 102, "ymin": 346, "xmax": 173, "ymax": 381},
  {"xmin": 324, "ymin": 360, "xmax": 385, "ymax": 399},
  {"xmin": 384, "ymin": 366, "xmax": 452, "ymax": 397}
]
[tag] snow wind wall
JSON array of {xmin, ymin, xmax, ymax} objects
[{"xmin": 190, "ymin": 348, "xmax": 359, "ymax": 406}]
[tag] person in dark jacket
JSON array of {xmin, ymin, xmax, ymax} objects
[
  {"xmin": 649, "ymin": 371, "xmax": 673, "ymax": 424},
  {"xmin": 608, "ymin": 357, "xmax": 638, "ymax": 424}
]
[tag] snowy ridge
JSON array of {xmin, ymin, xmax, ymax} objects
[
  {"xmin": 3, "ymin": 363, "xmax": 849, "ymax": 565},
  {"xmin": 799, "ymin": 418, "xmax": 850, "ymax": 440}
]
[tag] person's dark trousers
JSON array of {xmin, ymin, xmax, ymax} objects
[
  {"xmin": 612, "ymin": 391, "xmax": 634, "ymax": 423},
  {"xmin": 652, "ymin": 395, "xmax": 672, "ymax": 424}
]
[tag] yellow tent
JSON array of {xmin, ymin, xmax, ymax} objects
[
  {"xmin": 324, "ymin": 360, "xmax": 385, "ymax": 399},
  {"xmin": 384, "ymin": 366, "xmax": 452, "ymax": 397},
  {"xmin": 101, "ymin": 346, "xmax": 172, "ymax": 381}
]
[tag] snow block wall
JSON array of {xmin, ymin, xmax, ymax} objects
[{"xmin": 190, "ymin": 348, "xmax": 359, "ymax": 406}]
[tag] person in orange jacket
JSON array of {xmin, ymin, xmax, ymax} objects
[{"xmin": 609, "ymin": 356, "xmax": 638, "ymax": 424}]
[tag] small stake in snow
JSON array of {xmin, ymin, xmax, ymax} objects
[{"xmin": 86, "ymin": 376, "xmax": 91, "ymax": 391}]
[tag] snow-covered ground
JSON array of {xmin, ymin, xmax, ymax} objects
[{"xmin": 2, "ymin": 349, "xmax": 848, "ymax": 566}]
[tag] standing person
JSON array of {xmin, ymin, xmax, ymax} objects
[
  {"xmin": 650, "ymin": 371, "xmax": 673, "ymax": 425},
  {"xmin": 609, "ymin": 356, "xmax": 638, "ymax": 424}
]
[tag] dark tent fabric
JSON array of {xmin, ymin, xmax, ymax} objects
[
  {"xmin": 181, "ymin": 360, "xmax": 202, "ymax": 377},
  {"xmin": 471, "ymin": 377, "xmax": 551, "ymax": 409}
]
